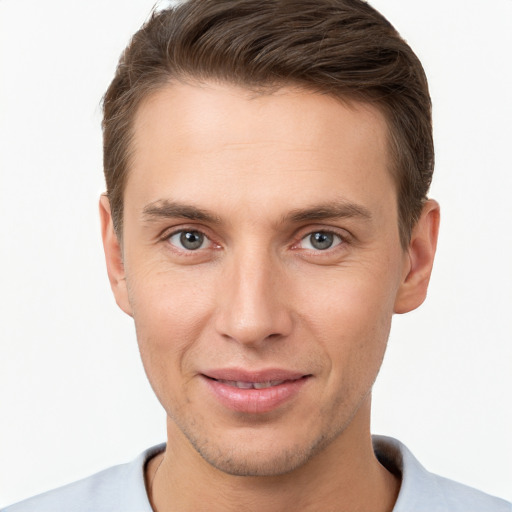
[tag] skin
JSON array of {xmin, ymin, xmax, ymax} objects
[{"xmin": 100, "ymin": 82, "xmax": 439, "ymax": 512}]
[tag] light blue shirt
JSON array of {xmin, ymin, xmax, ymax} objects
[{"xmin": 2, "ymin": 436, "xmax": 510, "ymax": 511}]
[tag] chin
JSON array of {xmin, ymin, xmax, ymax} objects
[
  {"xmin": 197, "ymin": 443, "xmax": 315, "ymax": 477},
  {"xmin": 183, "ymin": 423, "xmax": 335, "ymax": 477}
]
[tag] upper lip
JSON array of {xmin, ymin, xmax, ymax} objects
[{"xmin": 202, "ymin": 368, "xmax": 309, "ymax": 383}]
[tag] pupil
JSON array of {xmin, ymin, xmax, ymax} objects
[
  {"xmin": 180, "ymin": 231, "xmax": 203, "ymax": 250},
  {"xmin": 311, "ymin": 232, "xmax": 333, "ymax": 250}
]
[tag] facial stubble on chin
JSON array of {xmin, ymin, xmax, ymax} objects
[{"xmin": 166, "ymin": 387, "xmax": 373, "ymax": 478}]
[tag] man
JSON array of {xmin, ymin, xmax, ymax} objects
[{"xmin": 2, "ymin": 0, "xmax": 510, "ymax": 511}]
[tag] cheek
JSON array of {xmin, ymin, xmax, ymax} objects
[
  {"xmin": 300, "ymin": 261, "xmax": 397, "ymax": 329},
  {"xmin": 126, "ymin": 269, "xmax": 218, "ymax": 418},
  {"xmin": 297, "ymin": 266, "xmax": 397, "ymax": 377},
  {"xmin": 126, "ymin": 266, "xmax": 217, "ymax": 376}
]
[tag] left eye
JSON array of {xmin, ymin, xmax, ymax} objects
[
  {"xmin": 299, "ymin": 231, "xmax": 343, "ymax": 251},
  {"xmin": 168, "ymin": 230, "xmax": 210, "ymax": 251}
]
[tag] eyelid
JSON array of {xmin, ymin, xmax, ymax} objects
[
  {"xmin": 168, "ymin": 230, "xmax": 210, "ymax": 250},
  {"xmin": 160, "ymin": 225, "xmax": 220, "ymax": 251},
  {"xmin": 295, "ymin": 224, "xmax": 351, "ymax": 241},
  {"xmin": 157, "ymin": 224, "xmax": 352, "ymax": 254},
  {"xmin": 291, "ymin": 226, "xmax": 352, "ymax": 252},
  {"xmin": 300, "ymin": 231, "xmax": 342, "ymax": 250},
  {"xmin": 159, "ymin": 223, "xmax": 208, "ymax": 240}
]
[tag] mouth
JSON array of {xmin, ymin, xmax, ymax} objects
[
  {"xmin": 201, "ymin": 370, "xmax": 311, "ymax": 413},
  {"xmin": 211, "ymin": 378, "xmax": 301, "ymax": 390}
]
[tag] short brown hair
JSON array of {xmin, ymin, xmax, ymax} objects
[{"xmin": 102, "ymin": 0, "xmax": 433, "ymax": 247}]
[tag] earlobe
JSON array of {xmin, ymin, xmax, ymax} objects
[
  {"xmin": 394, "ymin": 199, "xmax": 440, "ymax": 314},
  {"xmin": 99, "ymin": 195, "xmax": 133, "ymax": 317}
]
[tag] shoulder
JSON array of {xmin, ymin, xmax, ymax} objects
[
  {"xmin": 2, "ymin": 465, "xmax": 132, "ymax": 512},
  {"xmin": 373, "ymin": 435, "xmax": 512, "ymax": 512},
  {"xmin": 1, "ymin": 444, "xmax": 165, "ymax": 512},
  {"xmin": 432, "ymin": 473, "xmax": 512, "ymax": 512}
]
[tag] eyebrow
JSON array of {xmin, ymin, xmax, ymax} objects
[
  {"xmin": 142, "ymin": 200, "xmax": 221, "ymax": 224},
  {"xmin": 141, "ymin": 199, "xmax": 372, "ymax": 226},
  {"xmin": 285, "ymin": 201, "xmax": 373, "ymax": 224}
]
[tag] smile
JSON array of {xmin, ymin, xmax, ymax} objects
[
  {"xmin": 214, "ymin": 379, "xmax": 288, "ymax": 389},
  {"xmin": 202, "ymin": 371, "xmax": 311, "ymax": 413}
]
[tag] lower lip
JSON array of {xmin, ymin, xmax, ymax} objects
[{"xmin": 203, "ymin": 376, "xmax": 310, "ymax": 414}]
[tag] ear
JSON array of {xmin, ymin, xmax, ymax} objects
[
  {"xmin": 394, "ymin": 199, "xmax": 440, "ymax": 314},
  {"xmin": 99, "ymin": 195, "xmax": 133, "ymax": 316}
]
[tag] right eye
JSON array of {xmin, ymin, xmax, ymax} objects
[{"xmin": 168, "ymin": 230, "xmax": 211, "ymax": 251}]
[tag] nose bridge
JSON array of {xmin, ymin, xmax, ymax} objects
[{"xmin": 215, "ymin": 242, "xmax": 292, "ymax": 345}]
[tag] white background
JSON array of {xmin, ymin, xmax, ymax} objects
[{"xmin": 1, "ymin": 0, "xmax": 511, "ymax": 506}]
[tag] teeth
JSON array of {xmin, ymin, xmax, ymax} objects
[
  {"xmin": 234, "ymin": 381, "xmax": 254, "ymax": 389},
  {"xmin": 217, "ymin": 379, "xmax": 285, "ymax": 389},
  {"xmin": 253, "ymin": 380, "xmax": 284, "ymax": 389}
]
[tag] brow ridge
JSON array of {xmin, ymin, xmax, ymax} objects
[
  {"xmin": 142, "ymin": 200, "xmax": 221, "ymax": 224},
  {"xmin": 141, "ymin": 199, "xmax": 371, "ymax": 226},
  {"xmin": 285, "ymin": 201, "xmax": 372, "ymax": 224}
]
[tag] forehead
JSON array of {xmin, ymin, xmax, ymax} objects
[
  {"xmin": 132, "ymin": 82, "xmax": 391, "ymax": 162},
  {"xmin": 126, "ymin": 82, "xmax": 395, "ymax": 223}
]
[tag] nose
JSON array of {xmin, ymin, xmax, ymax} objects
[{"xmin": 214, "ymin": 248, "xmax": 293, "ymax": 347}]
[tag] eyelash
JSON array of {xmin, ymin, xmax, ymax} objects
[
  {"xmin": 294, "ymin": 230, "xmax": 346, "ymax": 252},
  {"xmin": 161, "ymin": 227, "xmax": 350, "ymax": 255},
  {"xmin": 162, "ymin": 228, "xmax": 218, "ymax": 254}
]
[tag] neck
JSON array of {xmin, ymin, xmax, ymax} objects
[{"xmin": 146, "ymin": 400, "xmax": 400, "ymax": 512}]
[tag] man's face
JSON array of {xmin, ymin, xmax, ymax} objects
[{"xmin": 105, "ymin": 82, "xmax": 418, "ymax": 476}]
